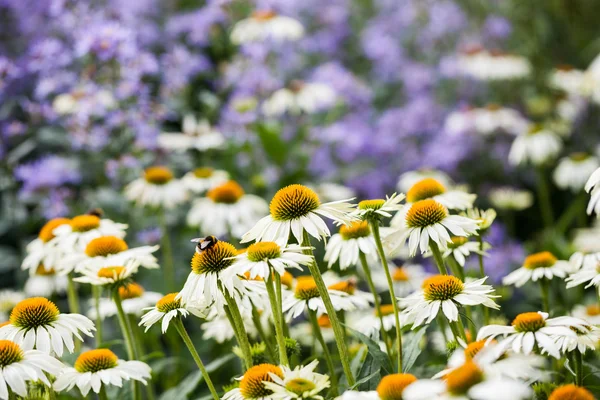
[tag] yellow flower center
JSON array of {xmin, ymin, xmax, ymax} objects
[
  {"xmin": 405, "ymin": 199, "xmax": 448, "ymax": 228},
  {"xmin": 406, "ymin": 178, "xmax": 447, "ymax": 203},
  {"xmin": 393, "ymin": 267, "xmax": 409, "ymax": 282},
  {"xmin": 512, "ymin": 312, "xmax": 546, "ymax": 332},
  {"xmin": 207, "ymin": 181, "xmax": 245, "ymax": 204},
  {"xmin": 317, "ymin": 315, "xmax": 331, "ymax": 328},
  {"xmin": 191, "ymin": 241, "xmax": 237, "ymax": 274},
  {"xmin": 448, "ymin": 236, "xmax": 468, "ymax": 249},
  {"xmin": 118, "ymin": 283, "xmax": 145, "ymax": 300},
  {"xmin": 339, "ymin": 221, "xmax": 371, "ymax": 240},
  {"xmin": 281, "ymin": 271, "xmax": 294, "ymax": 289},
  {"xmin": 157, "ymin": 293, "xmax": 181, "ymax": 313},
  {"xmin": 35, "ymin": 264, "xmax": 56, "ymax": 276},
  {"xmin": 75, "ymin": 349, "xmax": 118, "ymax": 373},
  {"xmin": 286, "ymin": 378, "xmax": 317, "ymax": 395},
  {"xmin": 586, "ymin": 304, "xmax": 600, "ymax": 316},
  {"xmin": 294, "ymin": 276, "xmax": 320, "ymax": 300},
  {"xmin": 328, "ymin": 280, "xmax": 356, "ymax": 295},
  {"xmin": 358, "ymin": 199, "xmax": 385, "ymax": 211},
  {"xmin": 247, "ymin": 242, "xmax": 281, "ymax": 262},
  {"xmin": 548, "ymin": 384, "xmax": 594, "ymax": 400},
  {"xmin": 464, "ymin": 340, "xmax": 487, "ymax": 360},
  {"xmin": 38, "ymin": 218, "xmax": 71, "ymax": 242},
  {"xmin": 270, "ymin": 185, "xmax": 320, "ymax": 221},
  {"xmin": 10, "ymin": 297, "xmax": 59, "ymax": 330},
  {"xmin": 0, "ymin": 340, "xmax": 24, "ymax": 367},
  {"xmin": 376, "ymin": 373, "xmax": 418, "ymax": 400},
  {"xmin": 193, "ymin": 167, "xmax": 214, "ymax": 178},
  {"xmin": 570, "ymin": 152, "xmax": 589, "ymax": 162},
  {"xmin": 445, "ymin": 361, "xmax": 484, "ymax": 395},
  {"xmin": 252, "ymin": 10, "xmax": 277, "ymax": 21},
  {"xmin": 70, "ymin": 215, "xmax": 101, "ymax": 232},
  {"xmin": 423, "ymin": 275, "xmax": 464, "ymax": 301},
  {"xmin": 144, "ymin": 166, "xmax": 173, "ymax": 185},
  {"xmin": 240, "ymin": 364, "xmax": 284, "ymax": 398},
  {"xmin": 97, "ymin": 266, "xmax": 126, "ymax": 279},
  {"xmin": 523, "ymin": 251, "xmax": 557, "ymax": 269},
  {"xmin": 85, "ymin": 236, "xmax": 128, "ymax": 257},
  {"xmin": 376, "ymin": 304, "xmax": 396, "ymax": 317}
]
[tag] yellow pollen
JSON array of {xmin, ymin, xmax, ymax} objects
[
  {"xmin": 38, "ymin": 218, "xmax": 70, "ymax": 242},
  {"xmin": 270, "ymin": 185, "xmax": 320, "ymax": 221},
  {"xmin": 548, "ymin": 384, "xmax": 594, "ymax": 400},
  {"xmin": 156, "ymin": 293, "xmax": 181, "ymax": 313},
  {"xmin": 445, "ymin": 362, "xmax": 484, "ymax": 395},
  {"xmin": 422, "ymin": 275, "xmax": 464, "ymax": 301},
  {"xmin": 207, "ymin": 181, "xmax": 245, "ymax": 204},
  {"xmin": 75, "ymin": 349, "xmax": 118, "ymax": 373},
  {"xmin": 586, "ymin": 305, "xmax": 600, "ymax": 316},
  {"xmin": 193, "ymin": 167, "xmax": 214, "ymax": 178},
  {"xmin": 35, "ymin": 264, "xmax": 56, "ymax": 276},
  {"xmin": 0, "ymin": 340, "xmax": 24, "ymax": 367},
  {"xmin": 246, "ymin": 242, "xmax": 281, "ymax": 262},
  {"xmin": 392, "ymin": 267, "xmax": 409, "ymax": 282},
  {"xmin": 252, "ymin": 10, "xmax": 277, "ymax": 21},
  {"xmin": 118, "ymin": 283, "xmax": 145, "ymax": 300},
  {"xmin": 317, "ymin": 315, "xmax": 332, "ymax": 328},
  {"xmin": 10, "ymin": 297, "xmax": 59, "ymax": 329},
  {"xmin": 285, "ymin": 378, "xmax": 316, "ymax": 395},
  {"xmin": 144, "ymin": 166, "xmax": 173, "ymax": 185},
  {"xmin": 191, "ymin": 241, "xmax": 237, "ymax": 274},
  {"xmin": 70, "ymin": 215, "xmax": 101, "ymax": 232},
  {"xmin": 376, "ymin": 373, "xmax": 418, "ymax": 400},
  {"xmin": 464, "ymin": 340, "xmax": 487, "ymax": 360},
  {"xmin": 328, "ymin": 280, "xmax": 356, "ymax": 295},
  {"xmin": 448, "ymin": 236, "xmax": 468, "ymax": 249},
  {"xmin": 339, "ymin": 221, "xmax": 371, "ymax": 240},
  {"xmin": 358, "ymin": 199, "xmax": 385, "ymax": 211},
  {"xmin": 523, "ymin": 251, "xmax": 557, "ymax": 269},
  {"xmin": 512, "ymin": 312, "xmax": 546, "ymax": 332},
  {"xmin": 405, "ymin": 199, "xmax": 448, "ymax": 228},
  {"xmin": 85, "ymin": 236, "xmax": 128, "ymax": 257},
  {"xmin": 281, "ymin": 271, "xmax": 294, "ymax": 289},
  {"xmin": 406, "ymin": 178, "xmax": 447, "ymax": 203},
  {"xmin": 376, "ymin": 304, "xmax": 396, "ymax": 317},
  {"xmin": 294, "ymin": 276, "xmax": 320, "ymax": 300},
  {"xmin": 97, "ymin": 266, "xmax": 126, "ymax": 279},
  {"xmin": 239, "ymin": 364, "xmax": 284, "ymax": 398}
]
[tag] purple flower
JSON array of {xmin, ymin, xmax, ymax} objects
[
  {"xmin": 483, "ymin": 16, "xmax": 512, "ymax": 39},
  {"xmin": 75, "ymin": 21, "xmax": 136, "ymax": 62},
  {"xmin": 40, "ymin": 188, "xmax": 73, "ymax": 219},
  {"xmin": 135, "ymin": 227, "xmax": 161, "ymax": 246},
  {"xmin": 310, "ymin": 62, "xmax": 372, "ymax": 108},
  {"xmin": 14, "ymin": 156, "xmax": 81, "ymax": 196}
]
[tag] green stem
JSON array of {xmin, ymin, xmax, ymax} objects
[
  {"xmin": 222, "ymin": 289, "xmax": 253, "ymax": 370},
  {"xmin": 265, "ymin": 271, "xmax": 289, "ymax": 366},
  {"xmin": 173, "ymin": 319, "xmax": 220, "ymax": 400},
  {"xmin": 93, "ymin": 286, "xmax": 103, "ymax": 347},
  {"xmin": 429, "ymin": 240, "xmax": 449, "ymax": 275},
  {"xmin": 540, "ymin": 279, "xmax": 550, "ymax": 313},
  {"xmin": 47, "ymin": 385, "xmax": 56, "ymax": 400},
  {"xmin": 66, "ymin": 274, "xmax": 80, "ymax": 352},
  {"xmin": 112, "ymin": 289, "xmax": 141, "ymax": 400},
  {"xmin": 307, "ymin": 309, "xmax": 339, "ymax": 396},
  {"xmin": 556, "ymin": 191, "xmax": 588, "ymax": 234},
  {"xmin": 369, "ymin": 222, "xmax": 403, "ymax": 373},
  {"xmin": 575, "ymin": 349, "xmax": 584, "ymax": 386},
  {"xmin": 535, "ymin": 167, "xmax": 554, "ymax": 228},
  {"xmin": 251, "ymin": 306, "xmax": 276, "ymax": 360},
  {"xmin": 450, "ymin": 319, "xmax": 468, "ymax": 343},
  {"xmin": 302, "ymin": 231, "xmax": 355, "ymax": 386},
  {"xmin": 447, "ymin": 256, "xmax": 465, "ymax": 281},
  {"xmin": 98, "ymin": 386, "xmax": 108, "ymax": 400},
  {"xmin": 159, "ymin": 210, "xmax": 176, "ymax": 291},
  {"xmin": 358, "ymin": 251, "xmax": 393, "ymax": 362},
  {"xmin": 129, "ymin": 315, "xmax": 145, "ymax": 361}
]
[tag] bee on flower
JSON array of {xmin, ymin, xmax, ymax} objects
[
  {"xmin": 124, "ymin": 166, "xmax": 188, "ymax": 209},
  {"xmin": 230, "ymin": 11, "xmax": 304, "ymax": 44}
]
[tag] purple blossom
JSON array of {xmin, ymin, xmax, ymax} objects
[
  {"xmin": 40, "ymin": 188, "xmax": 72, "ymax": 219},
  {"xmin": 14, "ymin": 156, "xmax": 81, "ymax": 196},
  {"xmin": 483, "ymin": 16, "xmax": 512, "ymax": 39},
  {"xmin": 135, "ymin": 227, "xmax": 161, "ymax": 246},
  {"xmin": 310, "ymin": 62, "xmax": 372, "ymax": 108}
]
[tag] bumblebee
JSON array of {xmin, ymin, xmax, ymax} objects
[
  {"xmin": 191, "ymin": 236, "xmax": 219, "ymax": 254},
  {"xmin": 87, "ymin": 208, "xmax": 104, "ymax": 218}
]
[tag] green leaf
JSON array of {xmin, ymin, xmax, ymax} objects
[
  {"xmin": 402, "ymin": 326, "xmax": 427, "ymax": 373},
  {"xmin": 346, "ymin": 325, "xmax": 393, "ymax": 374},
  {"xmin": 254, "ymin": 123, "xmax": 287, "ymax": 166},
  {"xmin": 354, "ymin": 353, "xmax": 381, "ymax": 391}
]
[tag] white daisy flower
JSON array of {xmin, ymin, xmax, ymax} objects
[
  {"xmin": 242, "ymin": 184, "xmax": 356, "ymax": 245},
  {"xmin": 0, "ymin": 340, "xmax": 63, "ymax": 399},
  {"xmin": 444, "ymin": 105, "xmax": 528, "ymax": 137},
  {"xmin": 457, "ymin": 48, "xmax": 531, "ymax": 81},
  {"xmin": 325, "ymin": 277, "xmax": 373, "ymax": 311},
  {"xmin": 0, "ymin": 297, "xmax": 94, "ymax": 356},
  {"xmin": 290, "ymin": 316, "xmax": 335, "ymax": 347},
  {"xmin": 282, "ymin": 276, "xmax": 357, "ymax": 321},
  {"xmin": 263, "ymin": 360, "xmax": 330, "ymax": 399},
  {"xmin": 503, "ymin": 251, "xmax": 569, "ymax": 287},
  {"xmin": 140, "ymin": 292, "xmax": 208, "ymax": 334},
  {"xmin": 187, "ymin": 180, "xmax": 268, "ymax": 239},
  {"xmin": 124, "ymin": 166, "xmax": 188, "ymax": 209},
  {"xmin": 158, "ymin": 115, "xmax": 225, "ymax": 152},
  {"xmin": 385, "ymin": 199, "xmax": 479, "ymax": 256},
  {"xmin": 309, "ymin": 183, "xmax": 356, "ymax": 203},
  {"xmin": 549, "ymin": 65, "xmax": 586, "ymax": 95},
  {"xmin": 508, "ymin": 125, "xmax": 562, "ymax": 166},
  {"xmin": 585, "ymin": 167, "xmax": 600, "ymax": 217},
  {"xmin": 324, "ymin": 221, "xmax": 377, "ymax": 270},
  {"xmin": 0, "ymin": 291, "xmax": 24, "ymax": 322},
  {"xmin": 401, "ymin": 275, "xmax": 499, "ymax": 328},
  {"xmin": 21, "ymin": 218, "xmax": 71, "ymax": 274},
  {"xmin": 566, "ymin": 263, "xmax": 600, "ymax": 293},
  {"xmin": 553, "ymin": 322, "xmax": 600, "ymax": 354},
  {"xmin": 262, "ymin": 81, "xmax": 337, "ymax": 117},
  {"xmin": 441, "ymin": 237, "xmax": 489, "ymax": 267},
  {"xmin": 53, "ymin": 348, "xmax": 151, "ymax": 396},
  {"xmin": 88, "ymin": 283, "xmax": 162, "ymax": 320},
  {"xmin": 381, "ymin": 264, "xmax": 429, "ymax": 297},
  {"xmin": 182, "ymin": 167, "xmax": 229, "ymax": 194},
  {"xmin": 74, "ymin": 260, "xmax": 142, "ymax": 286},
  {"xmin": 397, "ymin": 170, "xmax": 453, "ymax": 194},
  {"xmin": 222, "ymin": 363, "xmax": 286, "ymax": 400},
  {"xmin": 570, "ymin": 227, "xmax": 600, "ymax": 271},
  {"xmin": 488, "ymin": 187, "xmax": 533, "ymax": 211},
  {"xmin": 24, "ymin": 266, "xmax": 67, "ymax": 297},
  {"xmin": 200, "ymin": 308, "xmax": 260, "ymax": 344},
  {"xmin": 336, "ymin": 391, "xmax": 380, "ymax": 400},
  {"xmin": 572, "ymin": 304, "xmax": 600, "ymax": 325},
  {"xmin": 477, "ymin": 311, "xmax": 586, "ymax": 358},
  {"xmin": 403, "ymin": 363, "xmax": 532, "ymax": 400},
  {"xmin": 51, "ymin": 214, "xmax": 127, "ymax": 256},
  {"xmin": 553, "ymin": 153, "xmax": 600, "ymax": 193},
  {"xmin": 351, "ymin": 305, "xmax": 401, "ymax": 338},
  {"xmin": 354, "ymin": 193, "xmax": 405, "ymax": 221},
  {"xmin": 460, "ymin": 208, "xmax": 497, "ymax": 235},
  {"xmin": 230, "ymin": 11, "xmax": 304, "ymax": 44}
]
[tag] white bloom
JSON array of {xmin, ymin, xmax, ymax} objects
[
  {"xmin": 554, "ymin": 322, "xmax": 600, "ymax": 354},
  {"xmin": 24, "ymin": 272, "xmax": 67, "ymax": 298},
  {"xmin": 182, "ymin": 167, "xmax": 229, "ymax": 194},
  {"xmin": 351, "ymin": 306, "xmax": 401, "ymax": 338},
  {"xmin": 187, "ymin": 180, "xmax": 268, "ymax": 239},
  {"xmin": 290, "ymin": 319, "xmax": 335, "ymax": 348},
  {"xmin": 440, "ymin": 237, "xmax": 489, "ymax": 267},
  {"xmin": 488, "ymin": 187, "xmax": 533, "ymax": 211},
  {"xmin": 226, "ymin": 242, "xmax": 312, "ymax": 280},
  {"xmin": 21, "ymin": 218, "xmax": 71, "ymax": 274},
  {"xmin": 572, "ymin": 304, "xmax": 600, "ymax": 325},
  {"xmin": 263, "ymin": 360, "xmax": 330, "ymax": 399},
  {"xmin": 231, "ymin": 11, "xmax": 304, "ymax": 44},
  {"xmin": 444, "ymin": 105, "xmax": 528, "ymax": 137},
  {"xmin": 336, "ymin": 391, "xmax": 380, "ymax": 400},
  {"xmin": 242, "ymin": 184, "xmax": 356, "ymax": 245},
  {"xmin": 54, "ymin": 348, "xmax": 151, "ymax": 396},
  {"xmin": 477, "ymin": 311, "xmax": 585, "ymax": 358},
  {"xmin": 549, "ymin": 66, "xmax": 586, "ymax": 95},
  {"xmin": 401, "ymin": 276, "xmax": 499, "ymax": 328},
  {"xmin": 324, "ymin": 221, "xmax": 377, "ymax": 270},
  {"xmin": 0, "ymin": 297, "xmax": 94, "ymax": 356},
  {"xmin": 223, "ymin": 364, "xmax": 287, "ymax": 400},
  {"xmin": 140, "ymin": 292, "xmax": 208, "ymax": 333},
  {"xmin": 354, "ymin": 193, "xmax": 405, "ymax": 220},
  {"xmin": 573, "ymin": 223, "xmax": 600, "ymax": 255},
  {"xmin": 263, "ymin": 81, "xmax": 337, "ymax": 117},
  {"xmin": 503, "ymin": 252, "xmax": 569, "ymax": 287},
  {"xmin": 566, "ymin": 263, "xmax": 600, "ymax": 293},
  {"xmin": 387, "ymin": 264, "xmax": 429, "ymax": 297},
  {"xmin": 0, "ymin": 291, "xmax": 24, "ymax": 322},
  {"xmin": 553, "ymin": 154, "xmax": 600, "ymax": 193},
  {"xmin": 88, "ymin": 283, "xmax": 162, "ymax": 320},
  {"xmin": 124, "ymin": 166, "xmax": 188, "ymax": 209},
  {"xmin": 74, "ymin": 260, "xmax": 142, "ymax": 286},
  {"xmin": 397, "ymin": 170, "xmax": 453, "ymax": 194},
  {"xmin": 508, "ymin": 125, "xmax": 562, "ymax": 166},
  {"xmin": 0, "ymin": 340, "xmax": 63, "ymax": 399},
  {"xmin": 52, "ymin": 214, "xmax": 127, "ymax": 257},
  {"xmin": 200, "ymin": 307, "xmax": 261, "ymax": 343},
  {"xmin": 585, "ymin": 167, "xmax": 600, "ymax": 217},
  {"xmin": 158, "ymin": 115, "xmax": 225, "ymax": 152},
  {"xmin": 583, "ymin": 53, "xmax": 600, "ymax": 104},
  {"xmin": 457, "ymin": 48, "xmax": 531, "ymax": 81}
]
